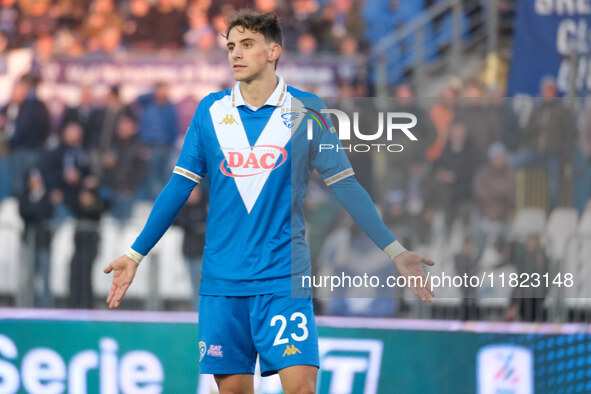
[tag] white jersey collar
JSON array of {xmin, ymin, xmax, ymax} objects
[{"xmin": 231, "ymin": 76, "xmax": 287, "ymax": 109}]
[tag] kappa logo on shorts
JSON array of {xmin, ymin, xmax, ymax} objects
[
  {"xmin": 207, "ymin": 344, "xmax": 223, "ymax": 357},
  {"xmin": 282, "ymin": 344, "xmax": 302, "ymax": 357},
  {"xmin": 199, "ymin": 341, "xmax": 206, "ymax": 362}
]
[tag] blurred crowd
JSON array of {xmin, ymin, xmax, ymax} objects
[{"xmin": 0, "ymin": 0, "xmax": 370, "ymax": 58}]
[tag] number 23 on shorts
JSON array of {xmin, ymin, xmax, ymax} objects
[{"xmin": 270, "ymin": 312, "xmax": 309, "ymax": 346}]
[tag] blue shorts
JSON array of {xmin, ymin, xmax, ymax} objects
[{"xmin": 198, "ymin": 290, "xmax": 319, "ymax": 376}]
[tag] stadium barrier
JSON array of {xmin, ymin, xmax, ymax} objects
[{"xmin": 0, "ymin": 309, "xmax": 590, "ymax": 393}]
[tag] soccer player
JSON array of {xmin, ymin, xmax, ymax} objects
[{"xmin": 104, "ymin": 10, "xmax": 435, "ymax": 393}]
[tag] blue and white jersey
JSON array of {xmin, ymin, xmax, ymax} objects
[{"xmin": 175, "ymin": 77, "xmax": 353, "ymax": 295}]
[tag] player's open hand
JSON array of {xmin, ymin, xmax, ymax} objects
[
  {"xmin": 104, "ymin": 255, "xmax": 139, "ymax": 309},
  {"xmin": 393, "ymin": 251, "xmax": 435, "ymax": 303}
]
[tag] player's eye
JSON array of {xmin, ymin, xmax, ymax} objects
[{"xmin": 243, "ymin": 42, "xmax": 252, "ymax": 48}]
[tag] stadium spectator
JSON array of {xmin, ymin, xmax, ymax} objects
[
  {"xmin": 490, "ymin": 85, "xmax": 522, "ymax": 153},
  {"xmin": 69, "ymin": 178, "xmax": 107, "ymax": 309},
  {"xmin": 405, "ymin": 162, "xmax": 433, "ymax": 245},
  {"xmin": 473, "ymin": 142, "xmax": 515, "ymax": 243},
  {"xmin": 296, "ymin": 31, "xmax": 318, "ymax": 57},
  {"xmin": 183, "ymin": 6, "xmax": 214, "ymax": 50},
  {"xmin": 100, "ymin": 114, "xmax": 148, "ymax": 222},
  {"xmin": 17, "ymin": 0, "xmax": 55, "ymax": 47},
  {"xmin": 433, "ymin": 118, "xmax": 479, "ymax": 232},
  {"xmin": 210, "ymin": 11, "xmax": 229, "ymax": 51},
  {"xmin": 510, "ymin": 77, "xmax": 577, "ymax": 212},
  {"xmin": 83, "ymin": 0, "xmax": 123, "ymax": 53},
  {"xmin": 59, "ymin": 86, "xmax": 95, "ymax": 143},
  {"xmin": 382, "ymin": 189, "xmax": 416, "ymax": 249},
  {"xmin": 427, "ymin": 83, "xmax": 458, "ymax": 162},
  {"xmin": 573, "ymin": 108, "xmax": 591, "ymax": 216},
  {"xmin": 455, "ymin": 78, "xmax": 501, "ymax": 160},
  {"xmin": 53, "ymin": 0, "xmax": 88, "ymax": 29},
  {"xmin": 5, "ymin": 75, "xmax": 51, "ymax": 198},
  {"xmin": 505, "ymin": 234, "xmax": 551, "ymax": 322},
  {"xmin": 313, "ymin": 0, "xmax": 364, "ymax": 53},
  {"xmin": 318, "ymin": 212, "xmax": 400, "ymax": 317},
  {"xmin": 454, "ymin": 236, "xmax": 483, "ymax": 320},
  {"xmin": 292, "ymin": 0, "xmax": 320, "ymax": 24},
  {"xmin": 147, "ymin": 0, "xmax": 186, "ymax": 50},
  {"xmin": 135, "ymin": 82, "xmax": 179, "ymax": 200},
  {"xmin": 193, "ymin": 27, "xmax": 216, "ymax": 52},
  {"xmin": 122, "ymin": 0, "xmax": 154, "ymax": 51},
  {"xmin": 41, "ymin": 122, "xmax": 92, "ymax": 218},
  {"xmin": 173, "ymin": 186, "xmax": 208, "ymax": 311},
  {"xmin": 0, "ymin": 104, "xmax": 11, "ymax": 201},
  {"xmin": 385, "ymin": 83, "xmax": 436, "ymax": 190},
  {"xmin": 18, "ymin": 167, "xmax": 58, "ymax": 308},
  {"xmin": 97, "ymin": 24, "xmax": 123, "ymax": 54},
  {"xmin": 0, "ymin": 0, "xmax": 21, "ymax": 49},
  {"xmin": 0, "ymin": 30, "xmax": 7, "ymax": 51},
  {"xmin": 32, "ymin": 32, "xmax": 54, "ymax": 63},
  {"xmin": 52, "ymin": 26, "xmax": 86, "ymax": 57},
  {"xmin": 87, "ymin": 85, "xmax": 134, "ymax": 163}
]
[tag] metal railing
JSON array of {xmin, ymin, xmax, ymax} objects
[{"xmin": 374, "ymin": 0, "xmax": 500, "ymax": 96}]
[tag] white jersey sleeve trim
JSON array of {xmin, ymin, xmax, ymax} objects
[
  {"xmin": 324, "ymin": 168, "xmax": 355, "ymax": 186},
  {"xmin": 173, "ymin": 166, "xmax": 202, "ymax": 183}
]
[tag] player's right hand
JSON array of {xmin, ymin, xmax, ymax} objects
[{"xmin": 104, "ymin": 255, "xmax": 139, "ymax": 309}]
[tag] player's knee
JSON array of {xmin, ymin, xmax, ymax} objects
[
  {"xmin": 214, "ymin": 374, "xmax": 254, "ymax": 394},
  {"xmin": 218, "ymin": 389, "xmax": 250, "ymax": 394},
  {"xmin": 284, "ymin": 379, "xmax": 316, "ymax": 394},
  {"xmin": 286, "ymin": 383, "xmax": 315, "ymax": 394}
]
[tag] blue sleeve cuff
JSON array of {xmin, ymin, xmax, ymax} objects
[
  {"xmin": 329, "ymin": 175, "xmax": 396, "ymax": 250},
  {"xmin": 131, "ymin": 173, "xmax": 197, "ymax": 255}
]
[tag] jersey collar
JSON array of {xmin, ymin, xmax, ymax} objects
[{"xmin": 231, "ymin": 76, "xmax": 287, "ymax": 109}]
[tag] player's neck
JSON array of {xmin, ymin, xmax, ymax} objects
[{"xmin": 238, "ymin": 72, "xmax": 278, "ymax": 108}]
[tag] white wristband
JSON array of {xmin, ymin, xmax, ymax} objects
[
  {"xmin": 384, "ymin": 240, "xmax": 407, "ymax": 260},
  {"xmin": 125, "ymin": 248, "xmax": 144, "ymax": 264}
]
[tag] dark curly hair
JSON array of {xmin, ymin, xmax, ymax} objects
[{"xmin": 224, "ymin": 9, "xmax": 283, "ymax": 46}]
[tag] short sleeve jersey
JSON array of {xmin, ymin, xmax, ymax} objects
[{"xmin": 175, "ymin": 77, "xmax": 353, "ymax": 295}]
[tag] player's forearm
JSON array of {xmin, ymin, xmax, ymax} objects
[
  {"xmin": 329, "ymin": 176, "xmax": 406, "ymax": 258},
  {"xmin": 128, "ymin": 173, "xmax": 196, "ymax": 261}
]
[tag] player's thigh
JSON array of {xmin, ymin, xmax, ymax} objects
[
  {"xmin": 278, "ymin": 365, "xmax": 317, "ymax": 394},
  {"xmin": 214, "ymin": 373, "xmax": 254, "ymax": 394},
  {"xmin": 199, "ymin": 295, "xmax": 258, "ymax": 375},
  {"xmin": 250, "ymin": 291, "xmax": 319, "ymax": 376}
]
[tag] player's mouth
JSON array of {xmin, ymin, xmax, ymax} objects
[{"xmin": 233, "ymin": 65, "xmax": 246, "ymax": 71}]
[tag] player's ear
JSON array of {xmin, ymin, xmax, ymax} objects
[{"xmin": 268, "ymin": 43, "xmax": 281, "ymax": 64}]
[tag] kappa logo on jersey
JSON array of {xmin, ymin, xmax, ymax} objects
[
  {"xmin": 219, "ymin": 114, "xmax": 239, "ymax": 125},
  {"xmin": 282, "ymin": 344, "xmax": 302, "ymax": 357},
  {"xmin": 220, "ymin": 145, "xmax": 287, "ymax": 178},
  {"xmin": 199, "ymin": 341, "xmax": 206, "ymax": 362}
]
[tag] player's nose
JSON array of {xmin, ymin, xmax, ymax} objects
[{"xmin": 232, "ymin": 47, "xmax": 243, "ymax": 59}]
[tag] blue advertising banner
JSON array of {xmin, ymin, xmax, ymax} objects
[{"xmin": 507, "ymin": 0, "xmax": 591, "ymax": 96}]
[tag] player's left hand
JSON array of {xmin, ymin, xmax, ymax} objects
[
  {"xmin": 104, "ymin": 255, "xmax": 139, "ymax": 309},
  {"xmin": 393, "ymin": 251, "xmax": 435, "ymax": 303}
]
